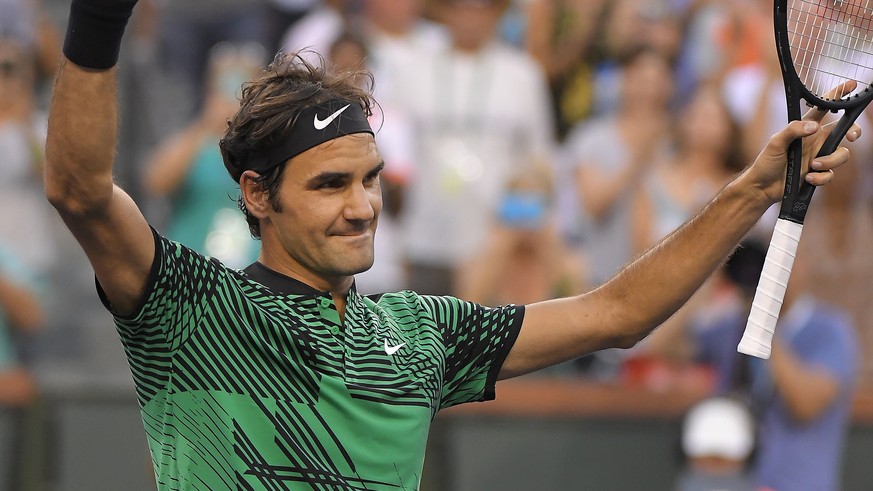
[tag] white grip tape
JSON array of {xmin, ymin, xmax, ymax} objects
[{"xmin": 737, "ymin": 219, "xmax": 804, "ymax": 359}]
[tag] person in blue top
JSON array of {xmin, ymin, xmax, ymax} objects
[
  {"xmin": 749, "ymin": 241, "xmax": 858, "ymax": 491},
  {"xmin": 0, "ymin": 246, "xmax": 41, "ymax": 406},
  {"xmin": 693, "ymin": 238, "xmax": 858, "ymax": 491}
]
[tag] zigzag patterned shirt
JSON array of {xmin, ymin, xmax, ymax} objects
[{"xmin": 98, "ymin": 230, "xmax": 524, "ymax": 490}]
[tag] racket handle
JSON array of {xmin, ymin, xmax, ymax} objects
[{"xmin": 737, "ymin": 218, "xmax": 804, "ymax": 359}]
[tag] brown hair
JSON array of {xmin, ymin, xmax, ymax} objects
[{"xmin": 219, "ymin": 51, "xmax": 375, "ymax": 238}]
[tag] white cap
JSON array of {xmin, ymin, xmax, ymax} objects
[{"xmin": 682, "ymin": 397, "xmax": 755, "ymax": 461}]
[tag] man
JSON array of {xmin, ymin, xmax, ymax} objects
[
  {"xmin": 395, "ymin": 0, "xmax": 555, "ymax": 295},
  {"xmin": 749, "ymin": 241, "xmax": 858, "ymax": 491},
  {"xmin": 45, "ymin": 1, "xmax": 858, "ymax": 490}
]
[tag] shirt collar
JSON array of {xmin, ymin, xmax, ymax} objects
[
  {"xmin": 243, "ymin": 262, "xmax": 322, "ymax": 296},
  {"xmin": 242, "ymin": 262, "xmax": 357, "ymax": 298}
]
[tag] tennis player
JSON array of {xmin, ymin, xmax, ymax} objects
[{"xmin": 44, "ymin": 1, "xmax": 859, "ymax": 489}]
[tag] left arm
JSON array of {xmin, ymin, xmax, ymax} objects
[{"xmin": 500, "ymin": 118, "xmax": 856, "ymax": 379}]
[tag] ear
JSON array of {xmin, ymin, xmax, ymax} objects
[{"xmin": 239, "ymin": 170, "xmax": 271, "ymax": 219}]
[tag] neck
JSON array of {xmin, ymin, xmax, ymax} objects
[
  {"xmin": 453, "ymin": 37, "xmax": 488, "ymax": 54},
  {"xmin": 257, "ymin": 248, "xmax": 354, "ymax": 297}
]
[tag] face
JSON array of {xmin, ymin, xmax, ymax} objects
[
  {"xmin": 252, "ymin": 133, "xmax": 384, "ymax": 288},
  {"xmin": 440, "ymin": 1, "xmax": 505, "ymax": 51},
  {"xmin": 366, "ymin": 0, "xmax": 424, "ymax": 34},
  {"xmin": 0, "ymin": 41, "xmax": 32, "ymax": 108},
  {"xmin": 681, "ymin": 88, "xmax": 732, "ymax": 153},
  {"xmin": 621, "ymin": 51, "xmax": 674, "ymax": 108}
]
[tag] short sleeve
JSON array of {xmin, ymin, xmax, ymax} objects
[
  {"xmin": 420, "ymin": 296, "xmax": 524, "ymax": 410},
  {"xmin": 96, "ymin": 228, "xmax": 225, "ymax": 405}
]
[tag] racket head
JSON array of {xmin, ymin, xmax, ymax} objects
[{"xmin": 776, "ymin": 0, "xmax": 873, "ymax": 111}]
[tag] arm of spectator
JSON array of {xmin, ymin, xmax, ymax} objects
[
  {"xmin": 145, "ymin": 90, "xmax": 236, "ymax": 196},
  {"xmin": 576, "ymin": 159, "xmax": 644, "ymax": 222},
  {"xmin": 144, "ymin": 122, "xmax": 211, "ymax": 196},
  {"xmin": 769, "ymin": 338, "xmax": 841, "ymax": 423},
  {"xmin": 32, "ymin": 0, "xmax": 62, "ymax": 79},
  {"xmin": 456, "ymin": 228, "xmax": 515, "ymax": 306},
  {"xmin": 525, "ymin": 0, "xmax": 601, "ymax": 81},
  {"xmin": 0, "ymin": 273, "xmax": 42, "ymax": 331}
]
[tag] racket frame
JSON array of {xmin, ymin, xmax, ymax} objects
[
  {"xmin": 739, "ymin": 0, "xmax": 873, "ymax": 358},
  {"xmin": 773, "ymin": 0, "xmax": 873, "ymax": 223}
]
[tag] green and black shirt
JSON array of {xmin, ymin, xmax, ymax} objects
[{"xmin": 99, "ymin": 230, "xmax": 524, "ymax": 490}]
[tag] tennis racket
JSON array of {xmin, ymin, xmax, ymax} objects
[{"xmin": 738, "ymin": 0, "xmax": 873, "ymax": 359}]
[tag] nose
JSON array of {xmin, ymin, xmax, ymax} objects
[{"xmin": 343, "ymin": 183, "xmax": 378, "ymax": 222}]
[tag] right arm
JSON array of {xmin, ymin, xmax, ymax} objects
[
  {"xmin": 501, "ymin": 117, "xmax": 857, "ymax": 378},
  {"xmin": 45, "ymin": 60, "xmax": 154, "ymax": 316}
]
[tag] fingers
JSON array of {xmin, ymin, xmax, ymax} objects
[
  {"xmin": 769, "ymin": 120, "xmax": 820, "ymax": 151},
  {"xmin": 806, "ymin": 146, "xmax": 850, "ymax": 185},
  {"xmin": 802, "ymin": 80, "xmax": 859, "ymax": 121},
  {"xmin": 805, "ymin": 168, "xmax": 835, "ymax": 185},
  {"xmin": 846, "ymin": 123, "xmax": 862, "ymax": 143}
]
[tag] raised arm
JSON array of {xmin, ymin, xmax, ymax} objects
[
  {"xmin": 44, "ymin": 0, "xmax": 154, "ymax": 316},
  {"xmin": 500, "ymin": 116, "xmax": 859, "ymax": 379}
]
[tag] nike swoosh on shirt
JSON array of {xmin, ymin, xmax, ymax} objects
[
  {"xmin": 313, "ymin": 104, "xmax": 351, "ymax": 130},
  {"xmin": 384, "ymin": 339, "xmax": 405, "ymax": 356}
]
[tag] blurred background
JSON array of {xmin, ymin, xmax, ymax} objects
[{"xmin": 2, "ymin": 0, "xmax": 873, "ymax": 489}]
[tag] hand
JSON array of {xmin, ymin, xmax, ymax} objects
[
  {"xmin": 198, "ymin": 91, "xmax": 239, "ymax": 134},
  {"xmin": 741, "ymin": 82, "xmax": 861, "ymax": 205}
]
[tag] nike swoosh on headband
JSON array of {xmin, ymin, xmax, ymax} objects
[{"xmin": 313, "ymin": 104, "xmax": 351, "ymax": 130}]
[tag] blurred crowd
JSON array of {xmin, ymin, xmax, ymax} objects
[{"xmin": 0, "ymin": 0, "xmax": 872, "ymax": 487}]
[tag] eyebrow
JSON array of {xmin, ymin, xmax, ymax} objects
[
  {"xmin": 366, "ymin": 161, "xmax": 386, "ymax": 178},
  {"xmin": 306, "ymin": 161, "xmax": 385, "ymax": 187}
]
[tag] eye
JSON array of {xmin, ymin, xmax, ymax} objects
[
  {"xmin": 316, "ymin": 178, "xmax": 345, "ymax": 189},
  {"xmin": 364, "ymin": 165, "xmax": 384, "ymax": 185},
  {"xmin": 364, "ymin": 172, "xmax": 381, "ymax": 185}
]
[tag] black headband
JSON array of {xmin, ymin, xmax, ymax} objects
[{"xmin": 227, "ymin": 99, "xmax": 374, "ymax": 178}]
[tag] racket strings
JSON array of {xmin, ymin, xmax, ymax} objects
[{"xmin": 788, "ymin": 0, "xmax": 873, "ymax": 99}]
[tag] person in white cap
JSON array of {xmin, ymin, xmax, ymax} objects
[{"xmin": 676, "ymin": 397, "xmax": 756, "ymax": 491}]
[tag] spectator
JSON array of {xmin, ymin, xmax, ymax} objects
[
  {"xmin": 566, "ymin": 46, "xmax": 674, "ymax": 288},
  {"xmin": 280, "ymin": 0, "xmax": 354, "ymax": 66},
  {"xmin": 748, "ymin": 241, "xmax": 859, "ymax": 491},
  {"xmin": 694, "ymin": 237, "xmax": 859, "ymax": 491},
  {"xmin": 360, "ymin": 0, "xmax": 447, "ymax": 101},
  {"xmin": 396, "ymin": 0, "xmax": 556, "ymax": 295},
  {"xmin": 458, "ymin": 164, "xmax": 587, "ymax": 306},
  {"xmin": 692, "ymin": 240, "xmax": 768, "ymax": 395},
  {"xmin": 0, "ymin": 36, "xmax": 56, "ymax": 279},
  {"xmin": 0, "ymin": 246, "xmax": 41, "ymax": 407},
  {"xmin": 632, "ymin": 83, "xmax": 745, "ymax": 255},
  {"xmin": 144, "ymin": 42, "xmax": 265, "ymax": 269},
  {"xmin": 524, "ymin": 0, "xmax": 607, "ymax": 139},
  {"xmin": 263, "ymin": 0, "xmax": 319, "ymax": 56},
  {"xmin": 675, "ymin": 396, "xmax": 756, "ymax": 491},
  {"xmin": 155, "ymin": 0, "xmax": 270, "ymax": 118},
  {"xmin": 0, "ymin": 0, "xmax": 60, "ymax": 87}
]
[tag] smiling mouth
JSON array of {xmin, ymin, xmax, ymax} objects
[{"xmin": 334, "ymin": 230, "xmax": 373, "ymax": 238}]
